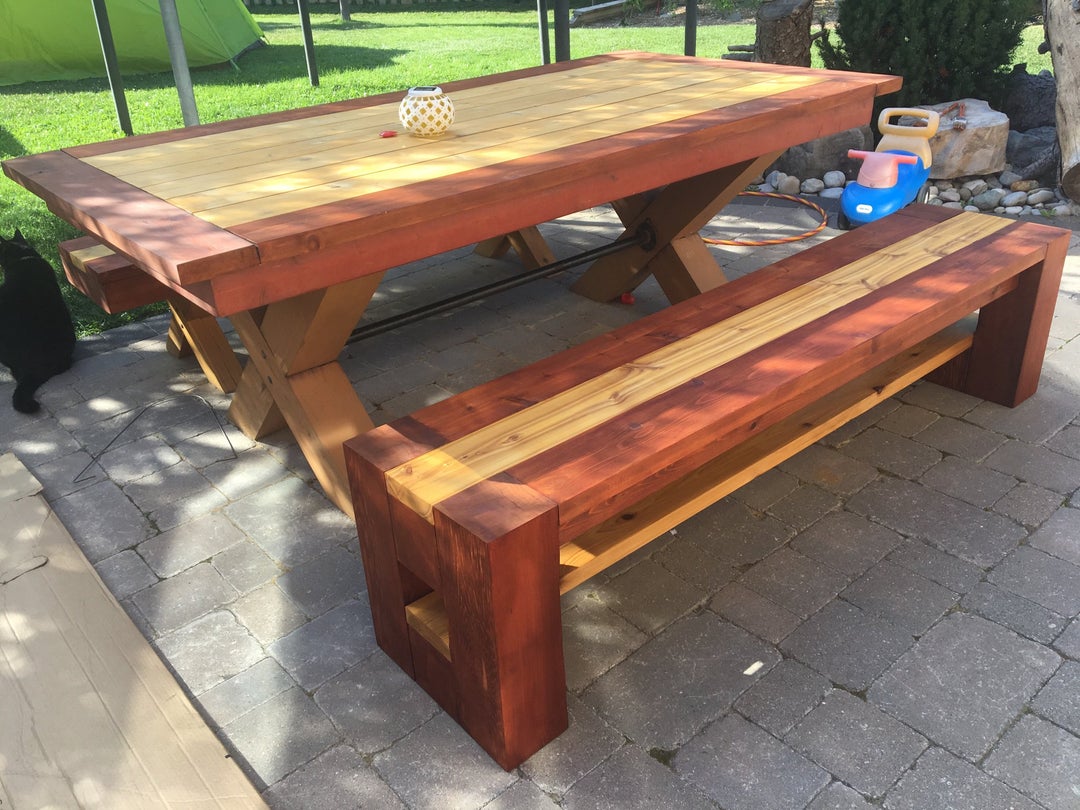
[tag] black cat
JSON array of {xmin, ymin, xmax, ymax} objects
[{"xmin": 0, "ymin": 230, "xmax": 76, "ymax": 413}]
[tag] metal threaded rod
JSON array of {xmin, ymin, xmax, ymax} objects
[{"xmin": 346, "ymin": 221, "xmax": 656, "ymax": 344}]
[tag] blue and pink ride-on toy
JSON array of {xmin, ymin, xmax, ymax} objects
[{"xmin": 837, "ymin": 107, "xmax": 941, "ymax": 229}]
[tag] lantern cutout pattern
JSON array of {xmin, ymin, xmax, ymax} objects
[{"xmin": 399, "ymin": 86, "xmax": 455, "ymax": 137}]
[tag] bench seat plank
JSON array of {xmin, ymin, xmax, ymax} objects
[{"xmin": 344, "ymin": 205, "xmax": 1069, "ymax": 770}]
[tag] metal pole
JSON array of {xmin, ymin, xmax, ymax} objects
[
  {"xmin": 297, "ymin": 0, "xmax": 320, "ymax": 87},
  {"xmin": 684, "ymin": 0, "xmax": 697, "ymax": 56},
  {"xmin": 553, "ymin": 0, "xmax": 570, "ymax": 62},
  {"xmin": 537, "ymin": 0, "xmax": 551, "ymax": 65},
  {"xmin": 90, "ymin": 0, "xmax": 133, "ymax": 136},
  {"xmin": 158, "ymin": 0, "xmax": 200, "ymax": 126}
]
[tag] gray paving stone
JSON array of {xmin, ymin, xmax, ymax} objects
[
  {"xmin": 51, "ymin": 479, "xmax": 152, "ymax": 562},
  {"xmin": 226, "ymin": 475, "xmax": 358, "ymax": 566},
  {"xmin": 984, "ymin": 440, "xmax": 1080, "ymax": 494},
  {"xmin": 211, "ymin": 539, "xmax": 281, "ymax": 595},
  {"xmin": 780, "ymin": 600, "xmax": 914, "ymax": 691},
  {"xmin": 269, "ymin": 600, "xmax": 378, "ymax": 690},
  {"xmin": 885, "ymin": 540, "xmax": 984, "ymax": 594},
  {"xmin": 766, "ymin": 484, "xmax": 841, "ymax": 531},
  {"xmin": 734, "ymin": 466, "xmax": 800, "ymax": 510},
  {"xmin": 147, "ymin": 485, "xmax": 229, "ymax": 533},
  {"xmin": 155, "ymin": 609, "xmax": 265, "ymax": 695},
  {"xmin": 680, "ymin": 499, "xmax": 794, "ymax": 566},
  {"xmin": 840, "ymin": 427, "xmax": 942, "ymax": 479},
  {"xmin": 780, "ymin": 444, "xmax": 878, "ymax": 496},
  {"xmin": 1032, "ymin": 660, "xmax": 1080, "ymax": 736},
  {"xmin": 965, "ymin": 380, "xmax": 1080, "ymax": 444},
  {"xmin": 29, "ymin": 448, "xmax": 107, "ymax": 500},
  {"xmin": 822, "ymin": 400, "xmax": 901, "ymax": 447},
  {"xmin": 97, "ymin": 434, "xmax": 182, "ymax": 484},
  {"xmin": 121, "ymin": 459, "xmax": 218, "ymax": 516},
  {"xmin": 806, "ymin": 781, "xmax": 874, "ymax": 810},
  {"xmin": 593, "ymin": 558, "xmax": 704, "ymax": 634},
  {"xmin": 994, "ymin": 481, "xmax": 1067, "ymax": 527},
  {"xmin": 131, "ymin": 560, "xmax": 237, "ymax": 635},
  {"xmin": 561, "ymin": 595, "xmax": 647, "ymax": 692},
  {"xmin": 676, "ymin": 713, "xmax": 829, "ymax": 810},
  {"xmin": 1056, "ymin": 617, "xmax": 1080, "ymax": 659},
  {"xmin": 988, "ymin": 546, "xmax": 1080, "ymax": 616},
  {"xmin": 263, "ymin": 744, "xmax": 405, "ymax": 810},
  {"xmin": 912, "ymin": 415, "xmax": 1007, "ymax": 461},
  {"xmin": 314, "ymin": 651, "xmax": 438, "ymax": 755},
  {"xmin": 94, "ymin": 549, "xmax": 158, "ymax": 600},
  {"xmin": 196, "ymin": 656, "xmax": 296, "ymax": 729},
  {"xmin": 961, "ymin": 582, "xmax": 1068, "ymax": 644},
  {"xmin": 839, "ymin": 561, "xmax": 958, "ymax": 636},
  {"xmin": 984, "ymin": 714, "xmax": 1080, "ymax": 810},
  {"xmin": 733, "ymin": 659, "xmax": 831, "ymax": 737},
  {"xmin": 222, "ymin": 686, "xmax": 339, "ymax": 788},
  {"xmin": 898, "ymin": 381, "xmax": 981, "ymax": 418},
  {"xmin": 373, "ymin": 713, "xmax": 518, "ymax": 810},
  {"xmin": 173, "ymin": 422, "xmax": 255, "ymax": 470},
  {"xmin": 786, "ymin": 690, "xmax": 928, "ymax": 798},
  {"xmin": 919, "ymin": 455, "xmax": 1016, "ymax": 508},
  {"xmin": 485, "ymin": 780, "xmax": 560, "ymax": 810},
  {"xmin": 737, "ymin": 547, "xmax": 850, "ymax": 618},
  {"xmin": 878, "ymin": 403, "xmax": 939, "ymax": 437},
  {"xmin": 710, "ymin": 582, "xmax": 801, "ymax": 645},
  {"xmin": 231, "ymin": 582, "xmax": 308, "ymax": 645},
  {"xmin": 276, "ymin": 546, "xmax": 365, "ymax": 619},
  {"xmin": 848, "ymin": 478, "xmax": 1025, "ymax": 567},
  {"xmin": 652, "ymin": 535, "xmax": 740, "ymax": 594},
  {"xmin": 791, "ymin": 511, "xmax": 904, "ymax": 577},
  {"xmin": 1047, "ymin": 423, "xmax": 1080, "ymax": 460},
  {"xmin": 868, "ymin": 613, "xmax": 1060, "ymax": 760},
  {"xmin": 136, "ymin": 512, "xmax": 246, "ymax": 578},
  {"xmin": 1029, "ymin": 505, "xmax": 1080, "ymax": 566},
  {"xmin": 202, "ymin": 448, "xmax": 292, "ymax": 501},
  {"xmin": 884, "ymin": 747, "xmax": 1042, "ymax": 810},
  {"xmin": 522, "ymin": 695, "xmax": 626, "ymax": 796},
  {"xmin": 562, "ymin": 744, "xmax": 714, "ymax": 810},
  {"xmin": 582, "ymin": 612, "xmax": 778, "ymax": 750}
]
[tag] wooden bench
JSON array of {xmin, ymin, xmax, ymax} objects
[
  {"xmin": 59, "ymin": 236, "xmax": 244, "ymax": 393},
  {"xmin": 343, "ymin": 205, "xmax": 1069, "ymax": 770}
]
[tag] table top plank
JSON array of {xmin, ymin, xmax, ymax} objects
[{"xmin": 2, "ymin": 52, "xmax": 902, "ymax": 314}]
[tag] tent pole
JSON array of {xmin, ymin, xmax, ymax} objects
[
  {"xmin": 297, "ymin": 0, "xmax": 319, "ymax": 87},
  {"xmin": 158, "ymin": 0, "xmax": 200, "ymax": 126},
  {"xmin": 553, "ymin": 0, "xmax": 570, "ymax": 62},
  {"xmin": 90, "ymin": 0, "xmax": 133, "ymax": 136},
  {"xmin": 536, "ymin": 0, "xmax": 551, "ymax": 65}
]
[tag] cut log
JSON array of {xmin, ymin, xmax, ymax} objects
[
  {"xmin": 754, "ymin": 0, "xmax": 814, "ymax": 67},
  {"xmin": 1045, "ymin": 0, "xmax": 1080, "ymax": 199}
]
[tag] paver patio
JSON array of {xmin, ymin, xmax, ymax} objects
[{"xmin": 3, "ymin": 196, "xmax": 1080, "ymax": 808}]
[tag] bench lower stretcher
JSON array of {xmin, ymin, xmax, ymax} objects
[{"xmin": 343, "ymin": 205, "xmax": 1069, "ymax": 770}]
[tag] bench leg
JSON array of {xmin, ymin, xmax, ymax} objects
[
  {"xmin": 475, "ymin": 226, "xmax": 556, "ymax": 270},
  {"xmin": 929, "ymin": 233, "xmax": 1068, "ymax": 406},
  {"xmin": 345, "ymin": 434, "xmax": 567, "ymax": 770}
]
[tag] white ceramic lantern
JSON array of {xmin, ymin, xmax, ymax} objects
[{"xmin": 398, "ymin": 86, "xmax": 455, "ymax": 137}]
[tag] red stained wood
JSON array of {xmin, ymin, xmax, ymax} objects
[{"xmin": 59, "ymin": 237, "xmax": 167, "ymax": 314}]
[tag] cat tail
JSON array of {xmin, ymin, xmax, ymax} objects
[{"xmin": 12, "ymin": 375, "xmax": 44, "ymax": 414}]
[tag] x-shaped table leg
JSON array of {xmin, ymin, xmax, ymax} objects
[{"xmin": 572, "ymin": 153, "xmax": 782, "ymax": 304}]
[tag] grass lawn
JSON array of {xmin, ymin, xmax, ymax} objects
[{"xmin": 0, "ymin": 3, "xmax": 1054, "ymax": 335}]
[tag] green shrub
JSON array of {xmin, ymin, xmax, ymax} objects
[{"xmin": 817, "ymin": 0, "xmax": 1030, "ymax": 107}]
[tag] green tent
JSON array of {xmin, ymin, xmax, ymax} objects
[{"xmin": 0, "ymin": 0, "xmax": 264, "ymax": 86}]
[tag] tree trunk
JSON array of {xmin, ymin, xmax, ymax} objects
[
  {"xmin": 1045, "ymin": 0, "xmax": 1080, "ymax": 199},
  {"xmin": 339, "ymin": 0, "xmax": 351, "ymax": 22},
  {"xmin": 754, "ymin": 0, "xmax": 814, "ymax": 67}
]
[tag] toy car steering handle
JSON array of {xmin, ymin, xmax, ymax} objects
[
  {"xmin": 848, "ymin": 150, "xmax": 919, "ymax": 189},
  {"xmin": 878, "ymin": 107, "xmax": 941, "ymax": 138}
]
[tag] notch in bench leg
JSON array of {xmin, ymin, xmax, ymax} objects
[{"xmin": 434, "ymin": 482, "xmax": 566, "ymax": 771}]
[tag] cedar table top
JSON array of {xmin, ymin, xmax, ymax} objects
[{"xmin": 3, "ymin": 52, "xmax": 900, "ymax": 315}]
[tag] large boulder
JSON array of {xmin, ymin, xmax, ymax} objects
[
  {"xmin": 915, "ymin": 99, "xmax": 1009, "ymax": 179},
  {"xmin": 1001, "ymin": 66, "xmax": 1058, "ymax": 132},
  {"xmin": 1006, "ymin": 126, "xmax": 1061, "ymax": 187},
  {"xmin": 774, "ymin": 125, "xmax": 873, "ymax": 180}
]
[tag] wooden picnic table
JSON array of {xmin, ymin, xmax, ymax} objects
[{"xmin": 2, "ymin": 52, "xmax": 900, "ymax": 515}]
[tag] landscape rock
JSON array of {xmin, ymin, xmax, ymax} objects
[
  {"xmin": 775, "ymin": 126, "xmax": 873, "ymax": 180},
  {"xmin": 1027, "ymin": 189, "xmax": 1056, "ymax": 206},
  {"xmin": 801, "ymin": 178, "xmax": 825, "ymax": 194},
  {"xmin": 918, "ymin": 99, "xmax": 1009, "ymax": 179},
  {"xmin": 1002, "ymin": 66, "xmax": 1058, "ymax": 132},
  {"xmin": 823, "ymin": 170, "xmax": 846, "ymax": 188},
  {"xmin": 1002, "ymin": 190, "xmax": 1030, "ymax": 207},
  {"xmin": 971, "ymin": 188, "xmax": 1008, "ymax": 211},
  {"xmin": 777, "ymin": 175, "xmax": 802, "ymax": 196}
]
